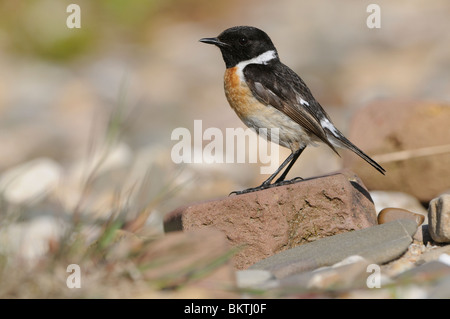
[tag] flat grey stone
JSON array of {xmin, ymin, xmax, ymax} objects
[{"xmin": 249, "ymin": 219, "xmax": 417, "ymax": 278}]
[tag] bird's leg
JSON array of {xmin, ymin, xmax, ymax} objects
[
  {"xmin": 274, "ymin": 147, "xmax": 305, "ymax": 184},
  {"xmin": 259, "ymin": 151, "xmax": 295, "ymax": 186},
  {"xmin": 230, "ymin": 150, "xmax": 300, "ymax": 195}
]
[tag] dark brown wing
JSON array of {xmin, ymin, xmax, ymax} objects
[{"xmin": 243, "ymin": 62, "xmax": 339, "ymax": 154}]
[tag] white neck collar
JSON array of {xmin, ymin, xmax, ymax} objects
[{"xmin": 235, "ymin": 50, "xmax": 277, "ymax": 79}]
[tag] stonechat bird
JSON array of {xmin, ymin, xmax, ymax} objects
[{"xmin": 200, "ymin": 26, "xmax": 385, "ymax": 195}]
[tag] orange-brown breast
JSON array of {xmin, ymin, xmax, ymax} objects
[{"xmin": 224, "ymin": 67, "xmax": 265, "ymax": 121}]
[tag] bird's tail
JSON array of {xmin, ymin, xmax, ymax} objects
[{"xmin": 327, "ymin": 129, "xmax": 386, "ymax": 175}]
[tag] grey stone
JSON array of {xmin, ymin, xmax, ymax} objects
[
  {"xmin": 235, "ymin": 270, "xmax": 275, "ymax": 289},
  {"xmin": 428, "ymin": 194, "xmax": 450, "ymax": 243},
  {"xmin": 250, "ymin": 219, "xmax": 418, "ymax": 279}
]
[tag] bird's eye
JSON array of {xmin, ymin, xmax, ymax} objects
[{"xmin": 238, "ymin": 37, "xmax": 248, "ymax": 46}]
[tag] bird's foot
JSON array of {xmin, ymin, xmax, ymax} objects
[
  {"xmin": 229, "ymin": 182, "xmax": 272, "ymax": 196},
  {"xmin": 229, "ymin": 176, "xmax": 304, "ymax": 196}
]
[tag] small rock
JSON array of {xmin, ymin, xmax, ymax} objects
[
  {"xmin": 428, "ymin": 194, "xmax": 450, "ymax": 243},
  {"xmin": 370, "ymin": 190, "xmax": 428, "ymax": 218},
  {"xmin": 372, "ymin": 194, "xmax": 428, "ymax": 242},
  {"xmin": 166, "ymin": 169, "xmax": 377, "ymax": 269},
  {"xmin": 250, "ymin": 219, "xmax": 418, "ymax": 279},
  {"xmin": 438, "ymin": 253, "xmax": 450, "ymax": 266},
  {"xmin": 0, "ymin": 158, "xmax": 61, "ymax": 204},
  {"xmin": 0, "ymin": 216, "xmax": 67, "ymax": 261},
  {"xmin": 235, "ymin": 270, "xmax": 275, "ymax": 289},
  {"xmin": 378, "ymin": 207, "xmax": 425, "ymax": 226}
]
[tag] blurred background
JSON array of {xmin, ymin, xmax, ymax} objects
[{"xmin": 0, "ymin": 0, "xmax": 449, "ymax": 231}]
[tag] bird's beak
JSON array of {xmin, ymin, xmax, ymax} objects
[{"xmin": 199, "ymin": 37, "xmax": 228, "ymax": 48}]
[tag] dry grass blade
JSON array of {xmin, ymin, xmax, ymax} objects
[{"xmin": 372, "ymin": 144, "xmax": 450, "ymax": 164}]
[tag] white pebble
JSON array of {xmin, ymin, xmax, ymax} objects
[{"xmin": 0, "ymin": 158, "xmax": 61, "ymax": 204}]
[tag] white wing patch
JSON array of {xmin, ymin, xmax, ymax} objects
[
  {"xmin": 296, "ymin": 94, "xmax": 310, "ymax": 106},
  {"xmin": 320, "ymin": 118, "xmax": 339, "ymax": 136}
]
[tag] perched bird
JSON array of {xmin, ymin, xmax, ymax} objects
[{"xmin": 200, "ymin": 26, "xmax": 385, "ymax": 194}]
